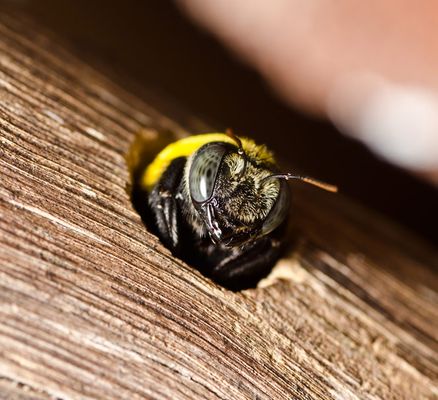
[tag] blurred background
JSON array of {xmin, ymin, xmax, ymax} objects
[{"xmin": 1, "ymin": 0, "xmax": 437, "ymax": 246}]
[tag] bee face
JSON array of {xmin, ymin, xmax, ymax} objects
[{"xmin": 188, "ymin": 142, "xmax": 290, "ymax": 247}]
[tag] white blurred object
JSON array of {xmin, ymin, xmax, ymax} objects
[{"xmin": 328, "ymin": 74, "xmax": 438, "ymax": 170}]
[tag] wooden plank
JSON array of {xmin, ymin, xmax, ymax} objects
[{"xmin": 0, "ymin": 13, "xmax": 437, "ymax": 400}]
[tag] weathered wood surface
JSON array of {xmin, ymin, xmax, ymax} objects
[{"xmin": 0, "ymin": 13, "xmax": 437, "ymax": 400}]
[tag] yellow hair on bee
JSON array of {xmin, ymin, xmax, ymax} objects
[{"xmin": 141, "ymin": 133, "xmax": 275, "ymax": 191}]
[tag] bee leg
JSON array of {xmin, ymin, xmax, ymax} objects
[
  {"xmin": 148, "ymin": 157, "xmax": 186, "ymax": 254},
  {"xmin": 211, "ymin": 236, "xmax": 282, "ymax": 290}
]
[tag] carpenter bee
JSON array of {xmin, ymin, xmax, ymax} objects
[{"xmin": 140, "ymin": 130, "xmax": 336, "ymax": 290}]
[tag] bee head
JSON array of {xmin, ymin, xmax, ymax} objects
[{"xmin": 188, "ymin": 140, "xmax": 290, "ymax": 247}]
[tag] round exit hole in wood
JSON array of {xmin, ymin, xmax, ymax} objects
[{"xmin": 126, "ymin": 130, "xmax": 294, "ymax": 291}]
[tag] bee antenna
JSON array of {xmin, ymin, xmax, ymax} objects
[
  {"xmin": 226, "ymin": 128, "xmax": 248, "ymax": 179},
  {"xmin": 225, "ymin": 128, "xmax": 244, "ymax": 155},
  {"xmin": 263, "ymin": 173, "xmax": 338, "ymax": 193}
]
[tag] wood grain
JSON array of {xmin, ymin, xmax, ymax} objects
[{"xmin": 0, "ymin": 12, "xmax": 437, "ymax": 400}]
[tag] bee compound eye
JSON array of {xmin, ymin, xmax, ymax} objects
[
  {"xmin": 260, "ymin": 180, "xmax": 290, "ymax": 236},
  {"xmin": 189, "ymin": 143, "xmax": 228, "ymax": 203}
]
